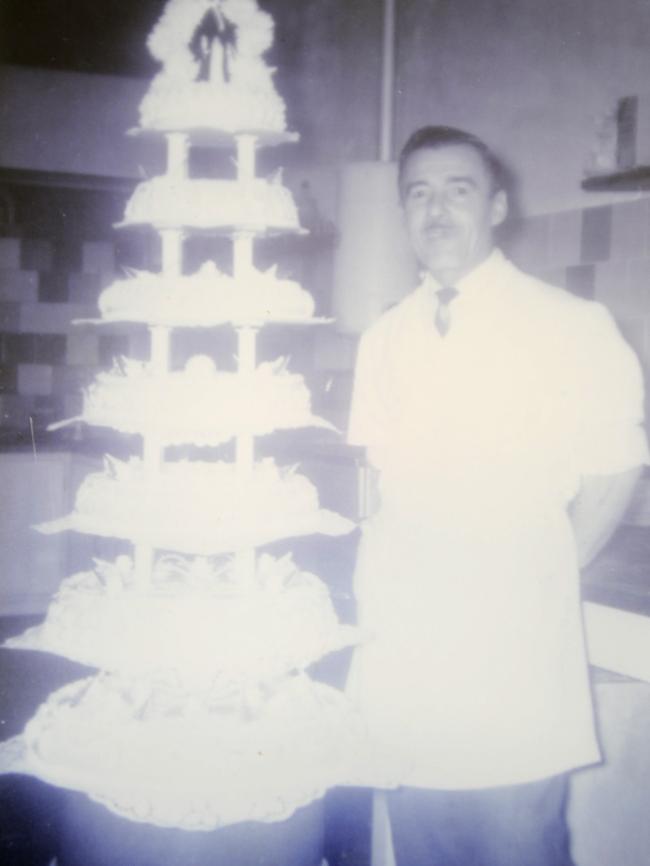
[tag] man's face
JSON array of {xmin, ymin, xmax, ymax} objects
[{"xmin": 400, "ymin": 143, "xmax": 507, "ymax": 285}]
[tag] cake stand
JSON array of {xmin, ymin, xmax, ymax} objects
[{"xmin": 52, "ymin": 129, "xmax": 352, "ymax": 866}]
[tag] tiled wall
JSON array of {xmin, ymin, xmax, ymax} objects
[
  {"xmin": 0, "ymin": 236, "xmax": 120, "ymax": 434},
  {"xmin": 502, "ymin": 196, "xmax": 650, "ymax": 376}
]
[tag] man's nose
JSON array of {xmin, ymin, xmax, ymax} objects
[{"xmin": 425, "ymin": 191, "xmax": 446, "ymax": 218}]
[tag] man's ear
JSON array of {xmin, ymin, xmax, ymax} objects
[{"xmin": 490, "ymin": 190, "xmax": 508, "ymax": 228}]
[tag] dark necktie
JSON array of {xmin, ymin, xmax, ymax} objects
[{"xmin": 435, "ymin": 286, "xmax": 459, "ymax": 336}]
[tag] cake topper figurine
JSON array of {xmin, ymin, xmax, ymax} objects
[
  {"xmin": 190, "ymin": 4, "xmax": 237, "ymax": 83},
  {"xmin": 139, "ymin": 0, "xmax": 288, "ymax": 134}
]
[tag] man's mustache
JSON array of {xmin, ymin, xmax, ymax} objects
[{"xmin": 423, "ymin": 222, "xmax": 457, "ymax": 232}]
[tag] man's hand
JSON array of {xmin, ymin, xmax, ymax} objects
[{"xmin": 569, "ymin": 466, "xmax": 644, "ymax": 568}]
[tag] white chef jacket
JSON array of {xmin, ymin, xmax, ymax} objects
[{"xmin": 347, "ymin": 249, "xmax": 648, "ymax": 790}]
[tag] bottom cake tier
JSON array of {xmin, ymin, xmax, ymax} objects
[{"xmin": 0, "ymin": 672, "xmax": 368, "ymax": 831}]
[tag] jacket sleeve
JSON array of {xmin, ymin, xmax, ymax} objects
[{"xmin": 575, "ymin": 302, "xmax": 649, "ymax": 477}]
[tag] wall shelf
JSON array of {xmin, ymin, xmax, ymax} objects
[
  {"xmin": 582, "ymin": 166, "xmax": 650, "ymax": 192},
  {"xmin": 0, "ymin": 167, "xmax": 137, "ymax": 193}
]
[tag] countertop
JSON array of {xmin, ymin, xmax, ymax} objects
[{"xmin": 582, "ymin": 525, "xmax": 650, "ymax": 617}]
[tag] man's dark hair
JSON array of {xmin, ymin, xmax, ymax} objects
[{"xmin": 398, "ymin": 126, "xmax": 507, "ymax": 195}]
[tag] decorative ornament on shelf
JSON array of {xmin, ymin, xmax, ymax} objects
[
  {"xmin": 584, "ymin": 108, "xmax": 618, "ymax": 178},
  {"xmin": 582, "ymin": 93, "xmax": 650, "ymax": 191}
]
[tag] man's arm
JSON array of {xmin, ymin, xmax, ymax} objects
[{"xmin": 569, "ymin": 466, "xmax": 643, "ymax": 568}]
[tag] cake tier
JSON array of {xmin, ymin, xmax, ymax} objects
[
  {"xmin": 6, "ymin": 553, "xmax": 360, "ymax": 685},
  {"xmin": 97, "ymin": 263, "xmax": 317, "ymax": 327},
  {"xmin": 54, "ymin": 355, "xmax": 333, "ymax": 445},
  {"xmin": 140, "ymin": 0, "xmax": 285, "ymax": 136},
  {"xmin": 139, "ymin": 78, "xmax": 287, "ymax": 137},
  {"xmin": 2, "ymin": 671, "xmax": 368, "ymax": 829},
  {"xmin": 38, "ymin": 457, "xmax": 354, "ymax": 554},
  {"xmin": 121, "ymin": 177, "xmax": 299, "ymax": 232}
]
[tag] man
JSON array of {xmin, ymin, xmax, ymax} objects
[{"xmin": 346, "ymin": 126, "xmax": 648, "ymax": 865}]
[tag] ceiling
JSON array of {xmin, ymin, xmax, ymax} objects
[{"xmin": 0, "ymin": 0, "xmax": 300, "ymax": 79}]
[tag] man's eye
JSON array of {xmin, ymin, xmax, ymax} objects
[
  {"xmin": 447, "ymin": 183, "xmax": 471, "ymax": 200},
  {"xmin": 407, "ymin": 186, "xmax": 428, "ymax": 202}
]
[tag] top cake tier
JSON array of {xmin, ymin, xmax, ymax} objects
[{"xmin": 139, "ymin": 0, "xmax": 291, "ymax": 139}]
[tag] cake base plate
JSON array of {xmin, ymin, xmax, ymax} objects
[{"xmin": 57, "ymin": 792, "xmax": 324, "ymax": 866}]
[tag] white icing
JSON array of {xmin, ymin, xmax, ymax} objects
[
  {"xmin": 1, "ymin": 0, "xmax": 372, "ymax": 834},
  {"xmin": 39, "ymin": 457, "xmax": 354, "ymax": 553},
  {"xmin": 7, "ymin": 553, "xmax": 360, "ymax": 687},
  {"xmin": 74, "ymin": 355, "xmax": 333, "ymax": 444},
  {"xmin": 140, "ymin": 70, "xmax": 286, "ymax": 135},
  {"xmin": 98, "ymin": 262, "xmax": 316, "ymax": 325},
  {"xmin": 19, "ymin": 672, "xmax": 368, "ymax": 828},
  {"xmin": 123, "ymin": 177, "xmax": 299, "ymax": 230}
]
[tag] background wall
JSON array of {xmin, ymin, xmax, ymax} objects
[
  {"xmin": 393, "ymin": 0, "xmax": 650, "ymax": 215},
  {"xmin": 292, "ymin": 0, "xmax": 650, "ymax": 214},
  {"xmin": 0, "ymin": 66, "xmax": 150, "ymax": 180},
  {"xmin": 4, "ymin": 0, "xmax": 650, "ymax": 216}
]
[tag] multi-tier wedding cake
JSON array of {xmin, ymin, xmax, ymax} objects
[{"xmin": 0, "ymin": 0, "xmax": 368, "ymax": 834}]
